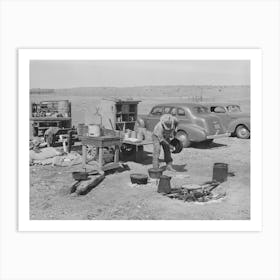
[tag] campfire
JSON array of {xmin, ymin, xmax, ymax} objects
[{"xmin": 163, "ymin": 181, "xmax": 226, "ymax": 203}]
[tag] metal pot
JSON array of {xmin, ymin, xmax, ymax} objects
[
  {"xmin": 148, "ymin": 168, "xmax": 163, "ymax": 179},
  {"xmin": 72, "ymin": 171, "xmax": 89, "ymax": 181},
  {"xmin": 130, "ymin": 173, "xmax": 148, "ymax": 185}
]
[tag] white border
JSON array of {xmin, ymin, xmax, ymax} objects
[{"xmin": 18, "ymin": 49, "xmax": 262, "ymax": 231}]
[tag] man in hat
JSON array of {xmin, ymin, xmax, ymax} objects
[{"xmin": 152, "ymin": 114, "xmax": 178, "ymax": 172}]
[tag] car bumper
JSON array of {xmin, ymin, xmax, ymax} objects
[{"xmin": 206, "ymin": 132, "xmax": 231, "ymax": 139}]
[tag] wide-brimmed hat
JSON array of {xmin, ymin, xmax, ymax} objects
[{"xmin": 160, "ymin": 114, "xmax": 174, "ymax": 130}]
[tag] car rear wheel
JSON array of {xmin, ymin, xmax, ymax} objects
[
  {"xmin": 176, "ymin": 130, "xmax": 191, "ymax": 148},
  {"xmin": 236, "ymin": 125, "xmax": 250, "ymax": 139}
]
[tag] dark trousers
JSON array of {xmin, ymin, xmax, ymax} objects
[{"xmin": 152, "ymin": 136, "xmax": 172, "ymax": 168}]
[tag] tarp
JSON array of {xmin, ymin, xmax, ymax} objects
[
  {"xmin": 30, "ymin": 147, "xmax": 62, "ymax": 161},
  {"xmin": 30, "ymin": 149, "xmax": 82, "ymax": 167}
]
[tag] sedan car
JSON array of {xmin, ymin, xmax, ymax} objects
[
  {"xmin": 139, "ymin": 103, "xmax": 230, "ymax": 147},
  {"xmin": 203, "ymin": 103, "xmax": 250, "ymax": 139}
]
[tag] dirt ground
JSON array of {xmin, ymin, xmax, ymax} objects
[{"xmin": 30, "ymin": 137, "xmax": 250, "ymax": 220}]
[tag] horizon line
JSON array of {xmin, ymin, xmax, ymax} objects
[{"xmin": 30, "ymin": 84, "xmax": 250, "ymax": 90}]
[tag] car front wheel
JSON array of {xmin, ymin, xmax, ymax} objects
[
  {"xmin": 236, "ymin": 125, "xmax": 250, "ymax": 139},
  {"xmin": 176, "ymin": 130, "xmax": 191, "ymax": 148}
]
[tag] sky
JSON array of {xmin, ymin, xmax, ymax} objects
[{"xmin": 30, "ymin": 60, "xmax": 250, "ymax": 89}]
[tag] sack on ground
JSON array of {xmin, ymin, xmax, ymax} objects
[{"xmin": 30, "ymin": 147, "xmax": 62, "ymax": 161}]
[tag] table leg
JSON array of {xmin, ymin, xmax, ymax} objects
[
  {"xmin": 135, "ymin": 145, "xmax": 144, "ymax": 163},
  {"xmin": 135, "ymin": 145, "xmax": 138, "ymax": 162},
  {"xmin": 98, "ymin": 147, "xmax": 103, "ymax": 168},
  {"xmin": 82, "ymin": 144, "xmax": 87, "ymax": 169},
  {"xmin": 114, "ymin": 145, "xmax": 119, "ymax": 163},
  {"xmin": 67, "ymin": 130, "xmax": 73, "ymax": 153}
]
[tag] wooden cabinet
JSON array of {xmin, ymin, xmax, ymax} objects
[{"xmin": 100, "ymin": 98, "xmax": 141, "ymax": 131}]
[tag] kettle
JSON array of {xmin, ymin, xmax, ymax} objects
[{"xmin": 157, "ymin": 175, "xmax": 172, "ymax": 194}]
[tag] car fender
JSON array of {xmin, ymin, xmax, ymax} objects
[
  {"xmin": 228, "ymin": 117, "xmax": 250, "ymax": 133},
  {"xmin": 176, "ymin": 124, "xmax": 206, "ymax": 142}
]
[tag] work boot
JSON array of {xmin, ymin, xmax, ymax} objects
[{"xmin": 166, "ymin": 163, "xmax": 176, "ymax": 172}]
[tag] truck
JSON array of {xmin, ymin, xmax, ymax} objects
[{"xmin": 30, "ymin": 100, "xmax": 76, "ymax": 143}]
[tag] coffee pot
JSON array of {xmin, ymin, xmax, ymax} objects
[{"xmin": 157, "ymin": 175, "xmax": 172, "ymax": 194}]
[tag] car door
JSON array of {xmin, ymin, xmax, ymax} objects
[
  {"xmin": 170, "ymin": 106, "xmax": 192, "ymax": 126},
  {"xmin": 145, "ymin": 106, "xmax": 163, "ymax": 131},
  {"xmin": 163, "ymin": 106, "xmax": 172, "ymax": 115},
  {"xmin": 210, "ymin": 106, "xmax": 231, "ymax": 128},
  {"xmin": 226, "ymin": 105, "xmax": 243, "ymax": 120}
]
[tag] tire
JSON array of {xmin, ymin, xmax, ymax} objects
[
  {"xmin": 236, "ymin": 125, "xmax": 250, "ymax": 139},
  {"xmin": 176, "ymin": 130, "xmax": 191, "ymax": 148}
]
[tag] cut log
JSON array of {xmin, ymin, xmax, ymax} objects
[
  {"xmin": 75, "ymin": 174, "xmax": 105, "ymax": 195},
  {"xmin": 70, "ymin": 181, "xmax": 80, "ymax": 194}
]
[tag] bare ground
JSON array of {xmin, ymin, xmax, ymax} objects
[{"xmin": 30, "ymin": 137, "xmax": 250, "ymax": 220}]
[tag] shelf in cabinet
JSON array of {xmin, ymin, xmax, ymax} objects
[{"xmin": 116, "ymin": 121, "xmax": 136, "ymax": 124}]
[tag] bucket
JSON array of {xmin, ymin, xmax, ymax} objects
[
  {"xmin": 157, "ymin": 175, "xmax": 172, "ymax": 194},
  {"xmin": 88, "ymin": 124, "xmax": 101, "ymax": 137},
  {"xmin": 77, "ymin": 123, "xmax": 84, "ymax": 136},
  {"xmin": 212, "ymin": 163, "xmax": 228, "ymax": 183}
]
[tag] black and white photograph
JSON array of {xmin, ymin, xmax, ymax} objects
[
  {"xmin": 2, "ymin": 1, "xmax": 280, "ymax": 280},
  {"xmin": 28, "ymin": 56, "xmax": 251, "ymax": 221}
]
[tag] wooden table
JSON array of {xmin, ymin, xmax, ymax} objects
[
  {"xmin": 121, "ymin": 139, "xmax": 153, "ymax": 162},
  {"xmin": 80, "ymin": 136, "xmax": 121, "ymax": 171}
]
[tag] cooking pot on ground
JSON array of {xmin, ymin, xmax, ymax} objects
[
  {"xmin": 72, "ymin": 171, "xmax": 89, "ymax": 181},
  {"xmin": 130, "ymin": 173, "xmax": 148, "ymax": 184},
  {"xmin": 148, "ymin": 168, "xmax": 164, "ymax": 179}
]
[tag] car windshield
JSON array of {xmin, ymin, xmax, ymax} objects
[
  {"xmin": 227, "ymin": 105, "xmax": 241, "ymax": 112},
  {"xmin": 151, "ymin": 107, "xmax": 163, "ymax": 115},
  {"xmin": 192, "ymin": 106, "xmax": 209, "ymax": 114}
]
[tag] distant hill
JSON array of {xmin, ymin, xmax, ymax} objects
[
  {"xmin": 30, "ymin": 88, "xmax": 55, "ymax": 94},
  {"xmin": 36, "ymin": 85, "xmax": 250, "ymax": 100}
]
